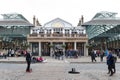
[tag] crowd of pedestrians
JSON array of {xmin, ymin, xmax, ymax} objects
[
  {"xmin": 90, "ymin": 49, "xmax": 105, "ymax": 62},
  {"xmin": 0, "ymin": 47, "xmax": 119, "ymax": 77},
  {"xmin": 52, "ymin": 49, "xmax": 64, "ymax": 60},
  {"xmin": 0, "ymin": 48, "xmax": 28, "ymax": 59},
  {"xmin": 65, "ymin": 49, "xmax": 79, "ymax": 58},
  {"xmin": 51, "ymin": 49, "xmax": 82, "ymax": 60}
]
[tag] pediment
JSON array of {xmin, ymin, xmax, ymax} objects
[{"xmin": 43, "ymin": 18, "xmax": 72, "ymax": 28}]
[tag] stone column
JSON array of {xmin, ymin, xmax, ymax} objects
[
  {"xmin": 63, "ymin": 42, "xmax": 65, "ymax": 56},
  {"xmin": 74, "ymin": 42, "xmax": 76, "ymax": 50},
  {"xmin": 50, "ymin": 42, "xmax": 53, "ymax": 57},
  {"xmin": 29, "ymin": 42, "xmax": 32, "ymax": 53},
  {"xmin": 39, "ymin": 42, "xmax": 41, "ymax": 56},
  {"xmin": 84, "ymin": 42, "xmax": 88, "ymax": 56}
]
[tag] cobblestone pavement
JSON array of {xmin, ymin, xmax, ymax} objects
[{"xmin": 0, "ymin": 58, "xmax": 120, "ymax": 80}]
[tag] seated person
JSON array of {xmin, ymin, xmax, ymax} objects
[
  {"xmin": 31, "ymin": 56, "xmax": 37, "ymax": 63},
  {"xmin": 37, "ymin": 56, "xmax": 44, "ymax": 62},
  {"xmin": 31, "ymin": 56, "xmax": 47, "ymax": 63},
  {"xmin": 37, "ymin": 56, "xmax": 47, "ymax": 62}
]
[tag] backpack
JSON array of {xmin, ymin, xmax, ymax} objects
[{"xmin": 111, "ymin": 56, "xmax": 117, "ymax": 63}]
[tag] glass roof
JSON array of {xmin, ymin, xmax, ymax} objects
[
  {"xmin": 1, "ymin": 13, "xmax": 28, "ymax": 21},
  {"xmin": 84, "ymin": 11, "xmax": 120, "ymax": 41},
  {"xmin": 92, "ymin": 11, "xmax": 117, "ymax": 20}
]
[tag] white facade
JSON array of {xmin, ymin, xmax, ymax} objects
[
  {"xmin": 28, "ymin": 18, "xmax": 88, "ymax": 56},
  {"xmin": 31, "ymin": 18, "xmax": 86, "ymax": 35}
]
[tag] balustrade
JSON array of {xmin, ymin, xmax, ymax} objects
[{"xmin": 29, "ymin": 33, "xmax": 87, "ymax": 38}]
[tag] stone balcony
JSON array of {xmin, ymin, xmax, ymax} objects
[
  {"xmin": 29, "ymin": 33, "xmax": 87, "ymax": 38},
  {"xmin": 27, "ymin": 33, "xmax": 88, "ymax": 42}
]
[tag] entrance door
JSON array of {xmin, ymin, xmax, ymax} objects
[
  {"xmin": 32, "ymin": 42, "xmax": 39, "ymax": 56},
  {"xmin": 77, "ymin": 42, "xmax": 84, "ymax": 56},
  {"xmin": 41, "ymin": 42, "xmax": 50, "ymax": 56}
]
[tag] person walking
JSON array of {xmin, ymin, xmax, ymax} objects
[
  {"xmin": 111, "ymin": 51, "xmax": 117, "ymax": 74},
  {"xmin": 3, "ymin": 49, "xmax": 7, "ymax": 59},
  {"xmin": 60, "ymin": 49, "xmax": 64, "ymax": 60},
  {"xmin": 100, "ymin": 50, "xmax": 104, "ymax": 62},
  {"xmin": 91, "ymin": 50, "xmax": 96, "ymax": 62},
  {"xmin": 26, "ymin": 50, "xmax": 32, "ymax": 72},
  {"xmin": 106, "ymin": 48, "xmax": 114, "ymax": 76}
]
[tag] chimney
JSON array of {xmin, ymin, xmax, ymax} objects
[
  {"xmin": 36, "ymin": 18, "xmax": 41, "ymax": 26},
  {"xmin": 33, "ymin": 15, "xmax": 36, "ymax": 26},
  {"xmin": 81, "ymin": 15, "xmax": 84, "ymax": 24},
  {"xmin": 77, "ymin": 18, "xmax": 81, "ymax": 26}
]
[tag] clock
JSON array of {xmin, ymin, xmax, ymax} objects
[{"xmin": 52, "ymin": 22, "xmax": 64, "ymax": 27}]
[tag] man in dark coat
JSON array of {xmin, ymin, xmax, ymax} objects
[
  {"xmin": 107, "ymin": 48, "xmax": 114, "ymax": 76},
  {"xmin": 91, "ymin": 50, "xmax": 96, "ymax": 62},
  {"xmin": 26, "ymin": 51, "xmax": 31, "ymax": 72}
]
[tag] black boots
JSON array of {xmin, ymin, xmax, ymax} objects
[{"xmin": 109, "ymin": 72, "xmax": 113, "ymax": 76}]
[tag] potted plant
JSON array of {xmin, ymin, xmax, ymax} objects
[
  {"xmin": 49, "ymin": 44, "xmax": 54, "ymax": 48},
  {"xmin": 22, "ymin": 42, "xmax": 30, "ymax": 50},
  {"xmin": 85, "ymin": 43, "xmax": 90, "ymax": 48},
  {"xmin": 62, "ymin": 44, "xmax": 66, "ymax": 48}
]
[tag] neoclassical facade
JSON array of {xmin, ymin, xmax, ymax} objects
[{"xmin": 27, "ymin": 18, "xmax": 88, "ymax": 56}]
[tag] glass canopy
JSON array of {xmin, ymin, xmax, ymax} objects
[
  {"xmin": 1, "ymin": 13, "xmax": 28, "ymax": 21},
  {"xmin": 83, "ymin": 11, "xmax": 120, "ymax": 49},
  {"xmin": 83, "ymin": 11, "xmax": 120, "ymax": 40}
]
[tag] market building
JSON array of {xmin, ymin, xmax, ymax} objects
[
  {"xmin": 0, "ymin": 13, "xmax": 34, "ymax": 49},
  {"xmin": 27, "ymin": 17, "xmax": 88, "ymax": 56},
  {"xmin": 83, "ymin": 11, "xmax": 120, "ymax": 52}
]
